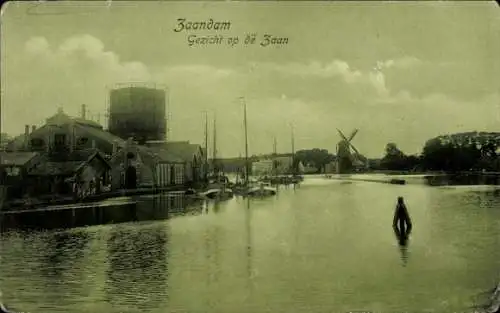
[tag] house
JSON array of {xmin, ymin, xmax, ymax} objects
[
  {"xmin": 252, "ymin": 159, "xmax": 273, "ymax": 176},
  {"xmin": 0, "ymin": 151, "xmax": 43, "ymax": 199},
  {"xmin": 252, "ymin": 155, "xmax": 294, "ymax": 176},
  {"xmin": 272, "ymin": 155, "xmax": 294, "ymax": 174},
  {"xmin": 215, "ymin": 157, "xmax": 246, "ymax": 173},
  {"xmin": 324, "ymin": 161, "xmax": 337, "ymax": 173},
  {"xmin": 146, "ymin": 141, "xmax": 206, "ymax": 185},
  {"xmin": 0, "ymin": 149, "xmax": 111, "ymax": 201},
  {"xmin": 6, "ymin": 108, "xmax": 127, "ymax": 157},
  {"xmin": 108, "ymin": 139, "xmax": 158, "ymax": 190},
  {"xmin": 27, "ymin": 149, "xmax": 111, "ymax": 200},
  {"xmin": 5, "ymin": 108, "xmax": 158, "ymax": 190},
  {"xmin": 302, "ymin": 163, "xmax": 318, "ymax": 174},
  {"xmin": 150, "ymin": 148, "xmax": 186, "ymax": 187}
]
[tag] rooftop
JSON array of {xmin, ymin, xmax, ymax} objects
[
  {"xmin": 28, "ymin": 149, "xmax": 110, "ymax": 176},
  {"xmin": 146, "ymin": 141, "xmax": 203, "ymax": 162},
  {"xmin": 0, "ymin": 152, "xmax": 39, "ymax": 166}
]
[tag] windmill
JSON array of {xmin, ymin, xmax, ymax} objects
[{"xmin": 336, "ymin": 128, "xmax": 367, "ymax": 174}]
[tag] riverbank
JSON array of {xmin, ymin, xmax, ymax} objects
[
  {"xmin": 1, "ymin": 185, "xmax": 188, "ymax": 213},
  {"xmin": 0, "ymin": 189, "xmax": 206, "ymax": 230},
  {"xmin": 323, "ymin": 171, "xmax": 500, "ymax": 186}
]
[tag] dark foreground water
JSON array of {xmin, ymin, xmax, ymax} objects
[{"xmin": 1, "ymin": 176, "xmax": 500, "ymax": 313}]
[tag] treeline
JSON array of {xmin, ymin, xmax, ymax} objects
[
  {"xmin": 214, "ymin": 133, "xmax": 500, "ymax": 174},
  {"xmin": 378, "ymin": 139, "xmax": 500, "ymax": 172},
  {"xmin": 377, "ymin": 143, "xmax": 421, "ymax": 171}
]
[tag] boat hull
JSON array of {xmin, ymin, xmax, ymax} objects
[{"xmin": 200, "ymin": 188, "xmax": 234, "ymax": 200}]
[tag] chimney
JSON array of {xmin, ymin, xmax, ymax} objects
[
  {"xmin": 68, "ymin": 123, "xmax": 74, "ymax": 153},
  {"xmin": 31, "ymin": 125, "xmax": 36, "ymax": 133},
  {"xmin": 24, "ymin": 125, "xmax": 30, "ymax": 150},
  {"xmin": 81, "ymin": 104, "xmax": 86, "ymax": 119}
]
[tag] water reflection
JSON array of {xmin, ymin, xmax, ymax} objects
[
  {"xmin": 2, "ymin": 179, "xmax": 500, "ymax": 313},
  {"xmin": 104, "ymin": 222, "xmax": 169, "ymax": 311},
  {"xmin": 1, "ymin": 193, "xmax": 206, "ymax": 230},
  {"xmin": 39, "ymin": 230, "xmax": 91, "ymax": 278},
  {"xmin": 393, "ymin": 226, "xmax": 411, "ymax": 266},
  {"xmin": 424, "ymin": 174, "xmax": 500, "ymax": 186},
  {"xmin": 39, "ymin": 230, "xmax": 92, "ymax": 309},
  {"xmin": 245, "ymin": 198, "xmax": 253, "ymax": 293},
  {"xmin": 212, "ymin": 200, "xmax": 222, "ymax": 214},
  {"xmin": 392, "ymin": 197, "xmax": 412, "ymax": 267}
]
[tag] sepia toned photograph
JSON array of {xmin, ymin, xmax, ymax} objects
[{"xmin": 0, "ymin": 1, "xmax": 499, "ymax": 312}]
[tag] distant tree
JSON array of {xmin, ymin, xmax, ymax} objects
[
  {"xmin": 380, "ymin": 143, "xmax": 413, "ymax": 171},
  {"xmin": 378, "ymin": 142, "xmax": 423, "ymax": 171},
  {"xmin": 420, "ymin": 136, "xmax": 493, "ymax": 172},
  {"xmin": 385, "ymin": 142, "xmax": 404, "ymax": 158},
  {"xmin": 294, "ymin": 148, "xmax": 335, "ymax": 173}
]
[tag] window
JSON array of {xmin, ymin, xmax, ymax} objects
[
  {"xmin": 54, "ymin": 134, "xmax": 66, "ymax": 147},
  {"xmin": 77, "ymin": 137, "xmax": 89, "ymax": 146},
  {"xmin": 30, "ymin": 138, "xmax": 45, "ymax": 149},
  {"xmin": 6, "ymin": 166, "xmax": 20, "ymax": 176}
]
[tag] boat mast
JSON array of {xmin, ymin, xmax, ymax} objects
[
  {"xmin": 213, "ymin": 112, "xmax": 217, "ymax": 176},
  {"xmin": 273, "ymin": 136, "xmax": 277, "ymax": 176},
  {"xmin": 204, "ymin": 111, "xmax": 208, "ymax": 182},
  {"xmin": 291, "ymin": 124, "xmax": 295, "ymax": 175},
  {"xmin": 242, "ymin": 97, "xmax": 249, "ymax": 186}
]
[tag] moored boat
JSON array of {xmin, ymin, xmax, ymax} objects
[
  {"xmin": 245, "ymin": 183, "xmax": 277, "ymax": 197},
  {"xmin": 199, "ymin": 187, "xmax": 234, "ymax": 200},
  {"xmin": 258, "ymin": 174, "xmax": 301, "ymax": 186}
]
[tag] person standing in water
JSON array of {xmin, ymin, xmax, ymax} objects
[{"xmin": 393, "ymin": 196, "xmax": 413, "ymax": 237}]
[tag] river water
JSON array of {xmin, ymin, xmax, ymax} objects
[{"xmin": 1, "ymin": 176, "xmax": 499, "ymax": 313}]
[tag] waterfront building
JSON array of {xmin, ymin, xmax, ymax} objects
[
  {"xmin": 151, "ymin": 149, "xmax": 186, "ymax": 187},
  {"xmin": 6, "ymin": 108, "xmax": 126, "ymax": 156},
  {"xmin": 272, "ymin": 155, "xmax": 294, "ymax": 174},
  {"xmin": 0, "ymin": 149, "xmax": 111, "ymax": 202},
  {"xmin": 5, "ymin": 108, "xmax": 207, "ymax": 191},
  {"xmin": 27, "ymin": 149, "xmax": 111, "ymax": 200},
  {"xmin": 0, "ymin": 152, "xmax": 43, "ymax": 199},
  {"xmin": 252, "ymin": 159, "xmax": 273, "ymax": 176},
  {"xmin": 325, "ymin": 161, "xmax": 337, "ymax": 174},
  {"xmin": 5, "ymin": 108, "xmax": 157, "ymax": 189},
  {"xmin": 302, "ymin": 163, "xmax": 318, "ymax": 174},
  {"xmin": 215, "ymin": 157, "xmax": 246, "ymax": 173},
  {"xmin": 146, "ymin": 141, "xmax": 206, "ymax": 186},
  {"xmin": 108, "ymin": 141, "xmax": 151, "ymax": 189}
]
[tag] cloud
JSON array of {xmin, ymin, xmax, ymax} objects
[
  {"xmin": 250, "ymin": 59, "xmax": 401, "ymax": 99},
  {"xmin": 4, "ymin": 34, "xmax": 498, "ymax": 158},
  {"xmin": 24, "ymin": 36, "xmax": 51, "ymax": 55},
  {"xmin": 255, "ymin": 60, "xmax": 364, "ymax": 83},
  {"xmin": 376, "ymin": 56, "xmax": 422, "ymax": 70}
]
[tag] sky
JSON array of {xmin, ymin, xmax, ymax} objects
[{"xmin": 1, "ymin": 1, "xmax": 499, "ymax": 158}]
